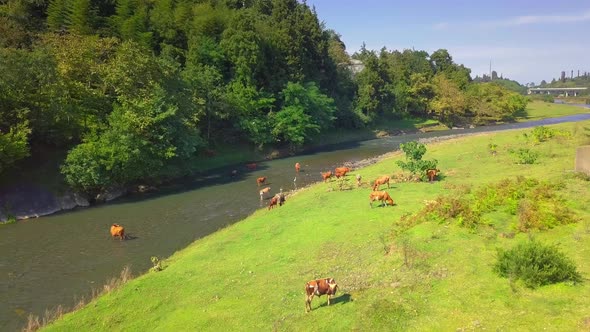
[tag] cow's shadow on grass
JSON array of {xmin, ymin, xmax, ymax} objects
[{"xmin": 316, "ymin": 293, "xmax": 352, "ymax": 309}]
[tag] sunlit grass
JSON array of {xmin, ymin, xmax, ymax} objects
[{"xmin": 516, "ymin": 100, "xmax": 589, "ymax": 122}]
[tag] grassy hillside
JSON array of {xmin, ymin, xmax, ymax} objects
[{"xmin": 42, "ymin": 121, "xmax": 590, "ymax": 331}]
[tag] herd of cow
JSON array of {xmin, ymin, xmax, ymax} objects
[{"xmin": 109, "ymin": 160, "xmax": 440, "ymax": 312}]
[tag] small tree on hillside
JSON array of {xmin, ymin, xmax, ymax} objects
[{"xmin": 396, "ymin": 141, "xmax": 438, "ymax": 181}]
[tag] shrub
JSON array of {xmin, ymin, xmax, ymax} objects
[
  {"xmin": 509, "ymin": 148, "xmax": 538, "ymax": 164},
  {"xmin": 150, "ymin": 256, "xmax": 163, "ymax": 272},
  {"xmin": 530, "ymin": 126, "xmax": 555, "ymax": 142},
  {"xmin": 396, "ymin": 141, "xmax": 438, "ymax": 180},
  {"xmin": 494, "ymin": 240, "xmax": 582, "ymax": 288},
  {"xmin": 524, "ymin": 126, "xmax": 571, "ymax": 144},
  {"xmin": 488, "ymin": 142, "xmax": 498, "ymax": 155}
]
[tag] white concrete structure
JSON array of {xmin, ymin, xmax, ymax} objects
[{"xmin": 528, "ymin": 87, "xmax": 587, "ymax": 97}]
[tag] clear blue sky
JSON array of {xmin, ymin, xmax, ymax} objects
[{"xmin": 306, "ymin": 0, "xmax": 589, "ymax": 85}]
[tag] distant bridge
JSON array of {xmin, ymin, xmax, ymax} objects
[{"xmin": 528, "ymin": 87, "xmax": 588, "ymax": 96}]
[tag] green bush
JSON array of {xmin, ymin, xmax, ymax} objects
[
  {"xmin": 541, "ymin": 94, "xmax": 555, "ymax": 103},
  {"xmin": 487, "ymin": 142, "xmax": 498, "ymax": 155},
  {"xmin": 0, "ymin": 121, "xmax": 31, "ymax": 175},
  {"xmin": 150, "ymin": 256, "xmax": 163, "ymax": 272},
  {"xmin": 524, "ymin": 126, "xmax": 571, "ymax": 144},
  {"xmin": 528, "ymin": 126, "xmax": 555, "ymax": 143},
  {"xmin": 509, "ymin": 148, "xmax": 538, "ymax": 164},
  {"xmin": 396, "ymin": 141, "xmax": 438, "ymax": 180},
  {"xmin": 494, "ymin": 240, "xmax": 582, "ymax": 288}
]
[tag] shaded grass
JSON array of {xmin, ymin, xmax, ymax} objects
[{"xmin": 39, "ymin": 121, "xmax": 590, "ymax": 331}]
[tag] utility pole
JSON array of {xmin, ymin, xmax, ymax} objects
[{"xmin": 489, "ymin": 59, "xmax": 492, "ymax": 80}]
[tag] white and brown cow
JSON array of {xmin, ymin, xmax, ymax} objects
[{"xmin": 305, "ymin": 277, "xmax": 338, "ymax": 312}]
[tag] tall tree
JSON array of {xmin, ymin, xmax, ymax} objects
[
  {"xmin": 271, "ymin": 81, "xmax": 335, "ymax": 149},
  {"xmin": 430, "ymin": 74, "xmax": 467, "ymax": 126},
  {"xmin": 111, "ymin": 0, "xmax": 153, "ymax": 47},
  {"xmin": 47, "ymin": 0, "xmax": 69, "ymax": 32},
  {"xmin": 67, "ymin": 0, "xmax": 97, "ymax": 35}
]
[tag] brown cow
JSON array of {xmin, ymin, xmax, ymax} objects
[
  {"xmin": 245, "ymin": 163, "xmax": 257, "ymax": 170},
  {"xmin": 268, "ymin": 196, "xmax": 279, "ymax": 210},
  {"xmin": 295, "ymin": 162, "xmax": 301, "ymax": 173},
  {"xmin": 369, "ymin": 191, "xmax": 394, "ymax": 208},
  {"xmin": 305, "ymin": 278, "xmax": 338, "ymax": 312},
  {"xmin": 334, "ymin": 167, "xmax": 351, "ymax": 178},
  {"xmin": 426, "ymin": 169, "xmax": 440, "ymax": 182},
  {"xmin": 260, "ymin": 187, "xmax": 271, "ymax": 200},
  {"xmin": 372, "ymin": 175, "xmax": 390, "ymax": 191},
  {"xmin": 321, "ymin": 171, "xmax": 332, "ymax": 182},
  {"xmin": 110, "ymin": 224, "xmax": 125, "ymax": 240},
  {"xmin": 256, "ymin": 176, "xmax": 267, "ymax": 186}
]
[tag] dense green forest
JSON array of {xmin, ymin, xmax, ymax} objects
[{"xmin": 0, "ymin": 0, "xmax": 527, "ymax": 196}]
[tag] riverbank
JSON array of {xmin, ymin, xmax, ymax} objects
[
  {"xmin": 42, "ymin": 120, "xmax": 590, "ymax": 331},
  {"xmin": 1, "ymin": 100, "xmax": 587, "ymax": 223}
]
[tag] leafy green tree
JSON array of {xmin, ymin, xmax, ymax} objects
[
  {"xmin": 430, "ymin": 49, "xmax": 453, "ymax": 73},
  {"xmin": 271, "ymin": 81, "xmax": 336, "ymax": 149},
  {"xmin": 0, "ymin": 0, "xmax": 46, "ymax": 47},
  {"xmin": 220, "ymin": 10, "xmax": 262, "ymax": 85},
  {"xmin": 407, "ymin": 72, "xmax": 434, "ymax": 116},
  {"xmin": 430, "ymin": 74, "xmax": 467, "ymax": 126},
  {"xmin": 61, "ymin": 40, "xmax": 205, "ymax": 194},
  {"xmin": 39, "ymin": 33, "xmax": 119, "ymax": 143},
  {"xmin": 353, "ymin": 48, "xmax": 385, "ymax": 122},
  {"xmin": 0, "ymin": 47, "xmax": 65, "ymax": 144},
  {"xmin": 62, "ymin": 83, "xmax": 203, "ymax": 194},
  {"xmin": 430, "ymin": 49, "xmax": 471, "ymax": 89},
  {"xmin": 325, "ymin": 29, "xmax": 349, "ymax": 65},
  {"xmin": 0, "ymin": 120, "xmax": 31, "ymax": 174},
  {"xmin": 395, "ymin": 141, "xmax": 438, "ymax": 180},
  {"xmin": 467, "ymin": 83, "xmax": 527, "ymax": 124},
  {"xmin": 224, "ymin": 81, "xmax": 275, "ymax": 147}
]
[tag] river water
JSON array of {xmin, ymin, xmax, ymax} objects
[{"xmin": 2, "ymin": 113, "xmax": 590, "ymax": 330}]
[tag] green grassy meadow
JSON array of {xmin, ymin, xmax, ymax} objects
[
  {"xmin": 43, "ymin": 120, "xmax": 590, "ymax": 331},
  {"xmin": 516, "ymin": 100, "xmax": 589, "ymax": 122}
]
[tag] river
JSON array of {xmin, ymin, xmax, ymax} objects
[{"xmin": 2, "ymin": 113, "xmax": 590, "ymax": 331}]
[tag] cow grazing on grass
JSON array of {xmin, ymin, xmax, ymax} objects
[
  {"xmin": 256, "ymin": 176, "xmax": 267, "ymax": 186},
  {"xmin": 372, "ymin": 175, "xmax": 390, "ymax": 191},
  {"xmin": 305, "ymin": 278, "xmax": 338, "ymax": 312},
  {"xmin": 321, "ymin": 171, "xmax": 332, "ymax": 182},
  {"xmin": 245, "ymin": 163, "xmax": 257, "ymax": 170},
  {"xmin": 295, "ymin": 162, "xmax": 301, "ymax": 173},
  {"xmin": 426, "ymin": 169, "xmax": 440, "ymax": 182},
  {"xmin": 369, "ymin": 191, "xmax": 394, "ymax": 208},
  {"xmin": 268, "ymin": 196, "xmax": 279, "ymax": 210},
  {"xmin": 334, "ymin": 167, "xmax": 351, "ymax": 178},
  {"xmin": 110, "ymin": 224, "xmax": 125, "ymax": 240},
  {"xmin": 260, "ymin": 187, "xmax": 271, "ymax": 200}
]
